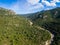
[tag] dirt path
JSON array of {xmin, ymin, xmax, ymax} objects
[
  {"xmin": 36, "ymin": 26, "xmax": 54, "ymax": 45},
  {"xmin": 29, "ymin": 20, "xmax": 54, "ymax": 45}
]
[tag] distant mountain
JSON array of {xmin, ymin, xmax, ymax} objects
[{"xmin": 26, "ymin": 7, "xmax": 60, "ymax": 21}]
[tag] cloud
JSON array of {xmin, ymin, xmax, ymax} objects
[
  {"xmin": 30, "ymin": 3, "xmax": 44, "ymax": 10},
  {"xmin": 11, "ymin": 0, "xmax": 44, "ymax": 11},
  {"xmin": 42, "ymin": 1, "xmax": 51, "ymax": 6},
  {"xmin": 42, "ymin": 0, "xmax": 56, "ymax": 7},
  {"xmin": 26, "ymin": 0, "xmax": 44, "ymax": 10},
  {"xmin": 11, "ymin": 0, "xmax": 59, "ymax": 9},
  {"xmin": 51, "ymin": 0, "xmax": 60, "ymax": 3},
  {"xmin": 8, "ymin": 0, "xmax": 60, "ymax": 14},
  {"xmin": 50, "ymin": 2, "xmax": 56, "ymax": 6},
  {"xmin": 26, "ymin": 0, "xmax": 40, "ymax": 5}
]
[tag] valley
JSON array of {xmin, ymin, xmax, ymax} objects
[{"xmin": 0, "ymin": 7, "xmax": 60, "ymax": 45}]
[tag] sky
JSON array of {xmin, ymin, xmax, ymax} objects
[{"xmin": 0, "ymin": 0, "xmax": 60, "ymax": 14}]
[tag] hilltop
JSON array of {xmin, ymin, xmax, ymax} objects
[{"xmin": 0, "ymin": 7, "xmax": 16, "ymax": 15}]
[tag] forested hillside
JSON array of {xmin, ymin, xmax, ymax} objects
[
  {"xmin": 0, "ymin": 7, "xmax": 51, "ymax": 45},
  {"xmin": 27, "ymin": 7, "xmax": 60, "ymax": 45}
]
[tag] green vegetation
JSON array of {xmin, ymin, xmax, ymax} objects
[
  {"xmin": 27, "ymin": 7, "xmax": 60, "ymax": 45},
  {"xmin": 42, "ymin": 22, "xmax": 60, "ymax": 45},
  {"xmin": 0, "ymin": 7, "xmax": 51, "ymax": 45},
  {"xmin": 0, "ymin": 7, "xmax": 15, "ymax": 15}
]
